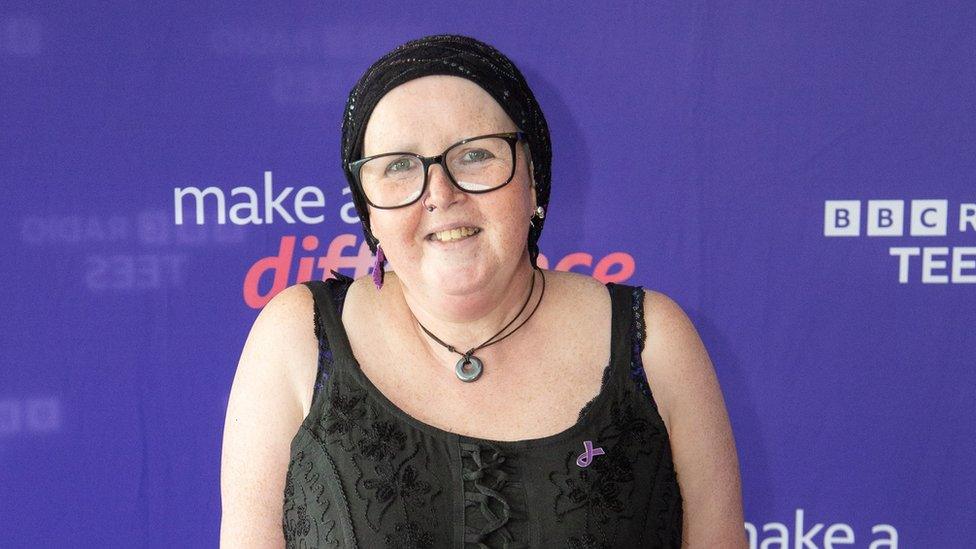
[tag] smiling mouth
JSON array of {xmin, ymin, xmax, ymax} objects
[{"xmin": 426, "ymin": 227, "xmax": 482, "ymax": 243}]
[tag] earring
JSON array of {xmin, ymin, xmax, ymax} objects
[
  {"xmin": 371, "ymin": 244, "xmax": 386, "ymax": 290},
  {"xmin": 530, "ymin": 205, "xmax": 545, "ymax": 228}
]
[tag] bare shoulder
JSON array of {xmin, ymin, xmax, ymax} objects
[
  {"xmin": 640, "ymin": 289, "xmax": 747, "ymax": 547},
  {"xmin": 250, "ymin": 282, "xmax": 320, "ymax": 415},
  {"xmin": 543, "ymin": 268, "xmax": 610, "ymax": 311},
  {"xmin": 344, "ymin": 273, "xmax": 383, "ymax": 318},
  {"xmin": 529, "ymin": 270, "xmax": 612, "ymax": 334},
  {"xmin": 220, "ymin": 282, "xmax": 319, "ymax": 545},
  {"xmin": 639, "ymin": 290, "xmax": 708, "ymax": 432}
]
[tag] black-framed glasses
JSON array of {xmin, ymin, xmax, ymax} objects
[{"xmin": 347, "ymin": 131, "xmax": 527, "ymax": 209}]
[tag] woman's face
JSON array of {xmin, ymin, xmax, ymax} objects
[{"xmin": 362, "ymin": 75, "xmax": 536, "ymax": 299}]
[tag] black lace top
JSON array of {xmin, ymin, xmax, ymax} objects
[{"xmin": 282, "ymin": 274, "xmax": 683, "ymax": 548}]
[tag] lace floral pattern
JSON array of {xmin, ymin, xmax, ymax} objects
[
  {"xmin": 307, "ymin": 375, "xmax": 445, "ymax": 545},
  {"xmin": 548, "ymin": 398, "xmax": 657, "ymax": 544},
  {"xmin": 286, "ymin": 278, "xmax": 682, "ymax": 548},
  {"xmin": 282, "ymin": 448, "xmax": 341, "ymax": 547},
  {"xmin": 567, "ymin": 533, "xmax": 612, "ymax": 549},
  {"xmin": 385, "ymin": 520, "xmax": 435, "ymax": 548},
  {"xmin": 547, "ymin": 285, "xmax": 682, "ymax": 548},
  {"xmin": 289, "ymin": 276, "xmax": 446, "ymax": 547},
  {"xmin": 312, "ymin": 272, "xmax": 446, "ymax": 545}
]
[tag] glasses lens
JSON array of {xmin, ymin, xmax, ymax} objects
[
  {"xmin": 359, "ymin": 154, "xmax": 424, "ymax": 208},
  {"xmin": 357, "ymin": 136, "xmax": 517, "ymax": 208},
  {"xmin": 446, "ymin": 136, "xmax": 514, "ymax": 192}
]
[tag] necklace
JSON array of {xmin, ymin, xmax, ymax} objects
[{"xmin": 414, "ymin": 267, "xmax": 546, "ymax": 382}]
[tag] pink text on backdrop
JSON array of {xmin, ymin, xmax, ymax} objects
[{"xmin": 243, "ymin": 234, "xmax": 635, "ymax": 308}]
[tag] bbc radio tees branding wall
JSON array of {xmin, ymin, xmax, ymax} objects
[{"xmin": 1, "ymin": 3, "xmax": 973, "ymax": 547}]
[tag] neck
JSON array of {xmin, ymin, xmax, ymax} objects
[{"xmin": 395, "ymin": 258, "xmax": 540, "ymax": 370}]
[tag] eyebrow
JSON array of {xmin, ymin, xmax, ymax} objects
[{"xmin": 365, "ymin": 130, "xmax": 515, "ymax": 156}]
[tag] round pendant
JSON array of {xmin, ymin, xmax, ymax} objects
[{"xmin": 455, "ymin": 355, "xmax": 483, "ymax": 382}]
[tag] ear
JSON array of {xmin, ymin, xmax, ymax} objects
[
  {"xmin": 521, "ymin": 139, "xmax": 538, "ymax": 211},
  {"xmin": 529, "ymin": 160, "xmax": 538, "ymax": 211}
]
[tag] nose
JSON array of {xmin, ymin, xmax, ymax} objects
[{"xmin": 423, "ymin": 162, "xmax": 462, "ymax": 211}]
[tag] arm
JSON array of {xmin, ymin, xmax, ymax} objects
[
  {"xmin": 220, "ymin": 283, "xmax": 319, "ymax": 548},
  {"xmin": 641, "ymin": 290, "xmax": 747, "ymax": 548}
]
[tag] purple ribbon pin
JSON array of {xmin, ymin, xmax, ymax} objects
[{"xmin": 576, "ymin": 440, "xmax": 605, "ymax": 468}]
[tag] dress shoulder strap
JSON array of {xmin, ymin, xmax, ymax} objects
[
  {"xmin": 607, "ymin": 282, "xmax": 636, "ymax": 370},
  {"xmin": 300, "ymin": 272, "xmax": 355, "ymax": 400},
  {"xmin": 608, "ymin": 282, "xmax": 663, "ymax": 414}
]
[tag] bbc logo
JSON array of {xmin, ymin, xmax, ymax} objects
[{"xmin": 822, "ymin": 200, "xmax": 976, "ymax": 236}]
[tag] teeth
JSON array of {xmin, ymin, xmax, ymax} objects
[{"xmin": 430, "ymin": 226, "xmax": 480, "ymax": 242}]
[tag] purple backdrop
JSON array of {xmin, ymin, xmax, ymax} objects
[{"xmin": 2, "ymin": 2, "xmax": 974, "ymax": 547}]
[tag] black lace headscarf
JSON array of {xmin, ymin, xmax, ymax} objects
[{"xmin": 340, "ymin": 34, "xmax": 552, "ymax": 268}]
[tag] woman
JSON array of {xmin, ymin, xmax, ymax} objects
[{"xmin": 221, "ymin": 34, "xmax": 745, "ymax": 548}]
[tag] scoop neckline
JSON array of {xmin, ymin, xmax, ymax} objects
[{"xmin": 334, "ymin": 281, "xmax": 622, "ymax": 451}]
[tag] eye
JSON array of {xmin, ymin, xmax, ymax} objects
[
  {"xmin": 461, "ymin": 149, "xmax": 494, "ymax": 163},
  {"xmin": 386, "ymin": 157, "xmax": 414, "ymax": 173}
]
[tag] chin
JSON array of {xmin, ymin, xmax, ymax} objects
[{"xmin": 424, "ymin": 261, "xmax": 490, "ymax": 296}]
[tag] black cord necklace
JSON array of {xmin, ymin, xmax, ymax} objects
[{"xmin": 414, "ymin": 267, "xmax": 546, "ymax": 382}]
